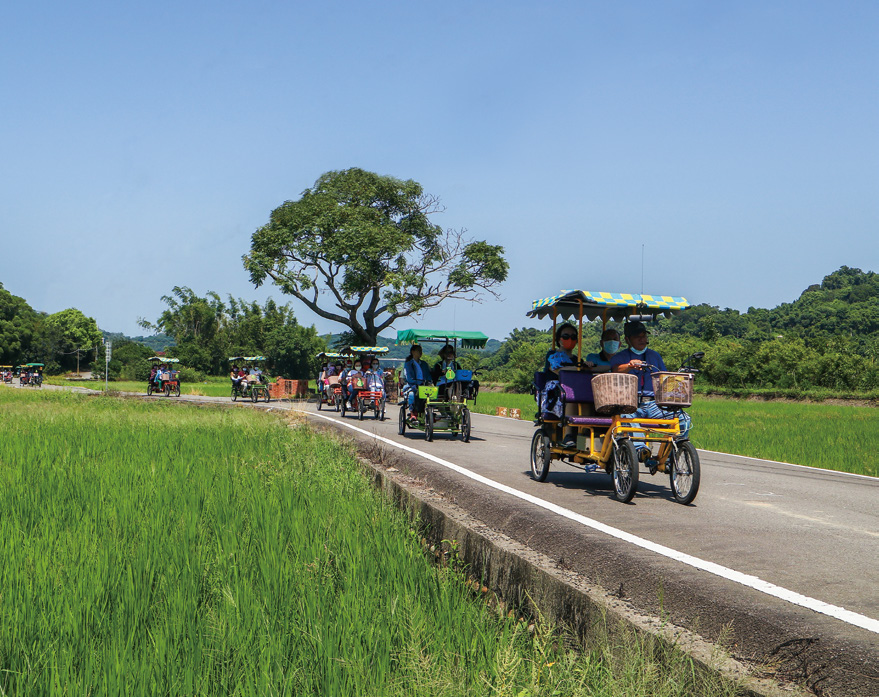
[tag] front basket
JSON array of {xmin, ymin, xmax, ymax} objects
[
  {"xmin": 591, "ymin": 373, "xmax": 638, "ymax": 415},
  {"xmin": 651, "ymin": 372, "xmax": 693, "ymax": 408}
]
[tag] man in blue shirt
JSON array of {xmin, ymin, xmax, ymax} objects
[
  {"xmin": 610, "ymin": 321, "xmax": 665, "ymax": 396},
  {"xmin": 610, "ymin": 321, "xmax": 690, "ymax": 464}
]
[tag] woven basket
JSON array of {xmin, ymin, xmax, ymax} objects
[
  {"xmin": 651, "ymin": 372, "xmax": 693, "ymax": 408},
  {"xmin": 592, "ymin": 373, "xmax": 638, "ymax": 414}
]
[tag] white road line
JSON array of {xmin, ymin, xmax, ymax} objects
[{"xmin": 302, "ymin": 409, "xmax": 879, "ymax": 636}]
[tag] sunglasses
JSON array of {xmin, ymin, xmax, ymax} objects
[{"xmin": 559, "ymin": 333, "xmax": 577, "ymax": 340}]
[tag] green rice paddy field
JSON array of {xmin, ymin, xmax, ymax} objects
[
  {"xmin": 0, "ymin": 389, "xmax": 739, "ymax": 696},
  {"xmin": 471, "ymin": 393, "xmax": 878, "ymax": 478}
]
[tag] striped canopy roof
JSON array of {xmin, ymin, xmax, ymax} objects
[
  {"xmin": 315, "ymin": 351, "xmax": 346, "ymax": 359},
  {"xmin": 340, "ymin": 346, "xmax": 390, "ymax": 355},
  {"xmin": 528, "ymin": 290, "xmax": 690, "ymax": 321},
  {"xmin": 149, "ymin": 357, "xmax": 181, "ymax": 363}
]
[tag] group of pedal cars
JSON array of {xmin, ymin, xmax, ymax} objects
[
  {"xmin": 315, "ymin": 333, "xmax": 484, "ymax": 440},
  {"xmin": 1, "ymin": 364, "xmax": 44, "ymax": 387},
  {"xmin": 314, "ymin": 290, "xmax": 702, "ymax": 505}
]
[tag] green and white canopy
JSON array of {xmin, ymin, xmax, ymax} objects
[
  {"xmin": 395, "ymin": 329, "xmax": 489, "ymax": 349},
  {"xmin": 315, "ymin": 351, "xmax": 346, "ymax": 359},
  {"xmin": 340, "ymin": 346, "xmax": 390, "ymax": 356},
  {"xmin": 228, "ymin": 356, "xmax": 266, "ymax": 362},
  {"xmin": 527, "ymin": 290, "xmax": 690, "ymax": 322},
  {"xmin": 149, "ymin": 357, "xmax": 181, "ymax": 363}
]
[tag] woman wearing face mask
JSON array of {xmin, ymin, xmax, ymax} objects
[
  {"xmin": 543, "ymin": 323, "xmax": 579, "ymax": 375},
  {"xmin": 539, "ymin": 324, "xmax": 581, "ymax": 444},
  {"xmin": 584, "ymin": 328, "xmax": 621, "ymax": 370}
]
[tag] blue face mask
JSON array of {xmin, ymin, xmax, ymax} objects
[
  {"xmin": 603, "ymin": 340, "xmax": 620, "ymax": 354},
  {"xmin": 629, "ymin": 346, "xmax": 647, "ymax": 356}
]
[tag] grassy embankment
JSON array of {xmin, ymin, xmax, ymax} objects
[
  {"xmin": 470, "ymin": 392, "xmax": 878, "ymax": 478},
  {"xmin": 47, "ymin": 376, "xmax": 234, "ymax": 397},
  {"xmin": 0, "ymin": 389, "xmax": 740, "ymax": 696}
]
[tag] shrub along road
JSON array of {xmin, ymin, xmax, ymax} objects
[{"xmin": 26, "ymin": 382, "xmax": 879, "ymax": 696}]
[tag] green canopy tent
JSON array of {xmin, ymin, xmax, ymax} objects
[{"xmin": 395, "ymin": 330, "xmax": 489, "ymax": 350}]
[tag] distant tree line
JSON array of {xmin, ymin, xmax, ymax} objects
[
  {"xmin": 476, "ymin": 267, "xmax": 879, "ymax": 394},
  {"xmin": 137, "ymin": 287, "xmax": 325, "ymax": 379},
  {"xmin": 0, "ymin": 283, "xmax": 103, "ymax": 373}
]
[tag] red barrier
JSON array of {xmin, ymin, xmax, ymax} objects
[{"xmin": 268, "ymin": 379, "xmax": 310, "ymax": 399}]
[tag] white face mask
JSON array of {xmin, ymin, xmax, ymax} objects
[{"xmin": 629, "ymin": 346, "xmax": 647, "ymax": 356}]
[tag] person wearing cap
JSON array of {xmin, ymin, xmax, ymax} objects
[
  {"xmin": 611, "ymin": 321, "xmax": 691, "ymax": 464},
  {"xmin": 431, "ymin": 344, "xmax": 461, "ymax": 384},
  {"xmin": 610, "ymin": 322, "xmax": 665, "ymax": 392}
]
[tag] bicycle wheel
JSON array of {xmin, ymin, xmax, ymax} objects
[
  {"xmin": 425, "ymin": 407, "xmax": 434, "ymax": 442},
  {"xmin": 379, "ymin": 396, "xmax": 386, "ymax": 420},
  {"xmin": 668, "ymin": 440, "xmax": 701, "ymax": 504},
  {"xmin": 612, "ymin": 439, "xmax": 639, "ymax": 503},
  {"xmin": 461, "ymin": 407, "xmax": 471, "ymax": 443},
  {"xmin": 358, "ymin": 399, "xmax": 365, "ymax": 420},
  {"xmin": 530, "ymin": 430, "xmax": 551, "ymax": 481},
  {"xmin": 173, "ymin": 383, "xmax": 181, "ymax": 397},
  {"xmin": 164, "ymin": 384, "xmax": 171, "ymax": 397},
  {"xmin": 318, "ymin": 393, "xmax": 323, "ymax": 410},
  {"xmin": 334, "ymin": 392, "xmax": 341, "ymax": 412},
  {"xmin": 231, "ymin": 386, "xmax": 237, "ymax": 402},
  {"xmin": 398, "ymin": 405, "xmax": 407, "ymax": 435},
  {"xmin": 251, "ymin": 388, "xmax": 258, "ymax": 403},
  {"xmin": 148, "ymin": 383, "xmax": 153, "ymax": 396}
]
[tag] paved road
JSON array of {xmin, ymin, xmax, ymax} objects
[{"xmin": 16, "ymin": 382, "xmax": 879, "ymax": 693}]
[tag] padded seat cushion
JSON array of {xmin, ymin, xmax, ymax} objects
[{"xmin": 566, "ymin": 416, "xmax": 614, "ymax": 427}]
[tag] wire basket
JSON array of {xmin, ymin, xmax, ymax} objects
[
  {"xmin": 651, "ymin": 372, "xmax": 693, "ymax": 408},
  {"xmin": 591, "ymin": 373, "xmax": 638, "ymax": 415}
]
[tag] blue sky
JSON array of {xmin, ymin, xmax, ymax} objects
[{"xmin": 2, "ymin": 1, "xmax": 876, "ymax": 341}]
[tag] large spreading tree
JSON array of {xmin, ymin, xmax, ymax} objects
[{"xmin": 243, "ymin": 168, "xmax": 509, "ymax": 345}]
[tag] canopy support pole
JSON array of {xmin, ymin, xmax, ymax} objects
[
  {"xmin": 552, "ymin": 308, "xmax": 558, "ymax": 349},
  {"xmin": 578, "ymin": 299, "xmax": 584, "ymax": 362}
]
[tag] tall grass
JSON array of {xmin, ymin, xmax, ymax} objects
[
  {"xmin": 688, "ymin": 398, "xmax": 879, "ymax": 477},
  {"xmin": 0, "ymin": 390, "xmax": 740, "ymax": 696}
]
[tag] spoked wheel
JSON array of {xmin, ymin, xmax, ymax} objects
[
  {"xmin": 173, "ymin": 383, "xmax": 181, "ymax": 397},
  {"xmin": 358, "ymin": 400, "xmax": 365, "ymax": 420},
  {"xmin": 612, "ymin": 439, "xmax": 639, "ymax": 503},
  {"xmin": 334, "ymin": 392, "xmax": 341, "ymax": 412},
  {"xmin": 148, "ymin": 383, "xmax": 153, "ymax": 396},
  {"xmin": 378, "ymin": 396, "xmax": 386, "ymax": 420},
  {"xmin": 318, "ymin": 393, "xmax": 323, "ymax": 410},
  {"xmin": 668, "ymin": 440, "xmax": 701, "ymax": 504},
  {"xmin": 530, "ymin": 430, "xmax": 552, "ymax": 481},
  {"xmin": 398, "ymin": 405, "xmax": 407, "ymax": 435},
  {"xmin": 425, "ymin": 407, "xmax": 434, "ymax": 442},
  {"xmin": 231, "ymin": 386, "xmax": 237, "ymax": 402},
  {"xmin": 164, "ymin": 384, "xmax": 171, "ymax": 397},
  {"xmin": 461, "ymin": 407, "xmax": 471, "ymax": 443},
  {"xmin": 251, "ymin": 388, "xmax": 258, "ymax": 403},
  {"xmin": 340, "ymin": 396, "xmax": 347, "ymax": 417},
  {"xmin": 264, "ymin": 391, "xmax": 271, "ymax": 403}
]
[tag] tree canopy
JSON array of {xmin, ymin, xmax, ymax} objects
[
  {"xmin": 140, "ymin": 287, "xmax": 325, "ymax": 377},
  {"xmin": 243, "ymin": 168, "xmax": 509, "ymax": 344}
]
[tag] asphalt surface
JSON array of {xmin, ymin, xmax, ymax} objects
[{"xmin": 14, "ymin": 382, "xmax": 879, "ymax": 695}]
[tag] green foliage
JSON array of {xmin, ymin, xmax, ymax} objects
[
  {"xmin": 0, "ymin": 283, "xmax": 41, "ymax": 365},
  {"xmin": 142, "ymin": 287, "xmax": 325, "ymax": 377},
  {"xmin": 244, "ymin": 168, "xmax": 509, "ymax": 344}
]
